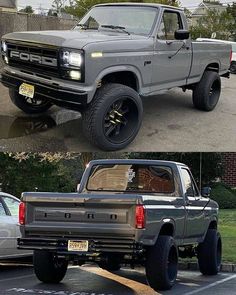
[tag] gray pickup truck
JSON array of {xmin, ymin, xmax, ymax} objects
[
  {"xmin": 18, "ymin": 159, "xmax": 221, "ymax": 291},
  {"xmin": 0, "ymin": 4, "xmax": 231, "ymax": 151}
]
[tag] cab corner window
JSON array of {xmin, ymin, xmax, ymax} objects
[
  {"xmin": 181, "ymin": 168, "xmax": 197, "ymax": 197},
  {"xmin": 157, "ymin": 11, "xmax": 183, "ymax": 40}
]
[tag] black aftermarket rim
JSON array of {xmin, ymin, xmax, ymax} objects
[
  {"xmin": 209, "ymin": 79, "xmax": 220, "ymax": 107},
  {"xmin": 103, "ymin": 96, "xmax": 139, "ymax": 144}
]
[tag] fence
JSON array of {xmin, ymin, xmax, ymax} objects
[{"xmin": 0, "ymin": 12, "xmax": 77, "ymax": 68}]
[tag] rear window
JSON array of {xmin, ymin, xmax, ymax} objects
[{"xmin": 86, "ymin": 164, "xmax": 175, "ymax": 193}]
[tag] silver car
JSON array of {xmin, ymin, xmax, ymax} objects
[{"xmin": 0, "ymin": 192, "xmax": 31, "ymax": 259}]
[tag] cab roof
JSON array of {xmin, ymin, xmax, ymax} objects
[{"xmin": 94, "ymin": 3, "xmax": 184, "ymax": 11}]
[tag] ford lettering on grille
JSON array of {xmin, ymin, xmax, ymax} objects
[{"xmin": 10, "ymin": 50, "xmax": 58, "ymax": 67}]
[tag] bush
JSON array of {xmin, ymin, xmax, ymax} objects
[{"xmin": 211, "ymin": 183, "xmax": 236, "ymax": 209}]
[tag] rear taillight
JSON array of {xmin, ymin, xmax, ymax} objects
[
  {"xmin": 135, "ymin": 205, "xmax": 145, "ymax": 229},
  {"xmin": 19, "ymin": 202, "xmax": 25, "ymax": 225}
]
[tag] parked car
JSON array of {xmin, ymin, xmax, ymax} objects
[
  {"xmin": 18, "ymin": 159, "xmax": 221, "ymax": 291},
  {"xmin": 197, "ymin": 38, "xmax": 236, "ymax": 74},
  {"xmin": 0, "ymin": 192, "xmax": 31, "ymax": 259},
  {"xmin": 0, "ymin": 4, "xmax": 231, "ymax": 151}
]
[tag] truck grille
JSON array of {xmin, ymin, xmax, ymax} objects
[{"xmin": 6, "ymin": 42, "xmax": 60, "ymax": 78}]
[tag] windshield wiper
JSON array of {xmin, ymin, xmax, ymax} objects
[
  {"xmin": 76, "ymin": 24, "xmax": 98, "ymax": 30},
  {"xmin": 100, "ymin": 25, "xmax": 130, "ymax": 35}
]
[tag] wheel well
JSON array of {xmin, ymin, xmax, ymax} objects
[
  {"xmin": 101, "ymin": 71, "xmax": 138, "ymax": 91},
  {"xmin": 205, "ymin": 63, "xmax": 219, "ymax": 73},
  {"xmin": 159, "ymin": 223, "xmax": 174, "ymax": 236},
  {"xmin": 208, "ymin": 220, "xmax": 217, "ymax": 230}
]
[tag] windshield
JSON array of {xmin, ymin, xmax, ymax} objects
[
  {"xmin": 75, "ymin": 6, "xmax": 158, "ymax": 36},
  {"xmin": 86, "ymin": 164, "xmax": 175, "ymax": 193}
]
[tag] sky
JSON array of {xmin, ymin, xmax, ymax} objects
[{"xmin": 17, "ymin": 0, "xmax": 234, "ymax": 11}]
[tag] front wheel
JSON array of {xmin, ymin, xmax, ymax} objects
[
  {"xmin": 82, "ymin": 83, "xmax": 143, "ymax": 151},
  {"xmin": 145, "ymin": 235, "xmax": 178, "ymax": 291},
  {"xmin": 198, "ymin": 229, "xmax": 222, "ymax": 275},
  {"xmin": 192, "ymin": 71, "xmax": 221, "ymax": 111},
  {"xmin": 230, "ymin": 61, "xmax": 236, "ymax": 74},
  {"xmin": 33, "ymin": 250, "xmax": 68, "ymax": 283},
  {"xmin": 9, "ymin": 89, "xmax": 52, "ymax": 114}
]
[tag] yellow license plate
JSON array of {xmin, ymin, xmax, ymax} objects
[
  {"xmin": 68, "ymin": 240, "xmax": 89, "ymax": 252},
  {"xmin": 19, "ymin": 83, "xmax": 35, "ymax": 98}
]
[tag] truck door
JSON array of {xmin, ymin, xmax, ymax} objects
[
  {"xmin": 180, "ymin": 168, "xmax": 209, "ymax": 242},
  {"xmin": 152, "ymin": 9, "xmax": 192, "ymax": 91}
]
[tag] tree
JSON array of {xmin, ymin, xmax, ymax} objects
[
  {"xmin": 190, "ymin": 8, "xmax": 236, "ymax": 40},
  {"xmin": 227, "ymin": 2, "xmax": 236, "ymax": 41},
  {"xmin": 65, "ymin": 0, "xmax": 180, "ymax": 19},
  {"xmin": 19, "ymin": 6, "xmax": 34, "ymax": 14}
]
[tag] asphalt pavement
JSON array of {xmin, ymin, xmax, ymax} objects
[
  {"xmin": 0, "ymin": 75, "xmax": 236, "ymax": 152},
  {"xmin": 0, "ymin": 263, "xmax": 236, "ymax": 295}
]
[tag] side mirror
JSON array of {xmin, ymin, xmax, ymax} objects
[
  {"xmin": 175, "ymin": 29, "xmax": 190, "ymax": 40},
  {"xmin": 201, "ymin": 186, "xmax": 211, "ymax": 197}
]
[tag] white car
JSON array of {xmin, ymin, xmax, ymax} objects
[
  {"xmin": 197, "ymin": 38, "xmax": 236, "ymax": 74},
  {"xmin": 0, "ymin": 192, "xmax": 31, "ymax": 259}
]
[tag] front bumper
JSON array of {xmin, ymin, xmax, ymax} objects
[
  {"xmin": 18, "ymin": 237, "xmax": 143, "ymax": 254},
  {"xmin": 0, "ymin": 67, "xmax": 95, "ymax": 108}
]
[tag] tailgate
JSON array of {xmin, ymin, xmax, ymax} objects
[{"xmin": 22, "ymin": 192, "xmax": 142, "ymax": 240}]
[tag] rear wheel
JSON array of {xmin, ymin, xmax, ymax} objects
[
  {"xmin": 34, "ymin": 250, "xmax": 68, "ymax": 283},
  {"xmin": 192, "ymin": 71, "xmax": 221, "ymax": 111},
  {"xmin": 145, "ymin": 235, "xmax": 178, "ymax": 291},
  {"xmin": 198, "ymin": 229, "xmax": 222, "ymax": 275},
  {"xmin": 230, "ymin": 61, "xmax": 236, "ymax": 74},
  {"xmin": 9, "ymin": 89, "xmax": 52, "ymax": 114},
  {"xmin": 82, "ymin": 83, "xmax": 143, "ymax": 151}
]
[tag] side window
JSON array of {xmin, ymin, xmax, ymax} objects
[
  {"xmin": 181, "ymin": 169, "xmax": 198, "ymax": 197},
  {"xmin": 0, "ymin": 199, "xmax": 6, "ymax": 216},
  {"xmin": 3, "ymin": 197, "xmax": 19, "ymax": 216},
  {"xmin": 157, "ymin": 11, "xmax": 183, "ymax": 40}
]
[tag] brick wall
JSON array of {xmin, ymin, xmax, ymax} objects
[{"xmin": 222, "ymin": 153, "xmax": 236, "ymax": 188}]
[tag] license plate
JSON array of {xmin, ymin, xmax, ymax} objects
[
  {"xmin": 19, "ymin": 83, "xmax": 35, "ymax": 98},
  {"xmin": 68, "ymin": 240, "xmax": 89, "ymax": 252}
]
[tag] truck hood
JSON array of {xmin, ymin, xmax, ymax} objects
[{"xmin": 3, "ymin": 30, "xmax": 146, "ymax": 49}]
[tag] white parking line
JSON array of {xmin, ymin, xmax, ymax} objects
[
  {"xmin": 183, "ymin": 274, "xmax": 236, "ymax": 295},
  {"xmin": 0, "ymin": 274, "xmax": 34, "ymax": 283}
]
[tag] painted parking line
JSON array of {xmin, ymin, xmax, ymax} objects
[{"xmin": 183, "ymin": 274, "xmax": 236, "ymax": 295}]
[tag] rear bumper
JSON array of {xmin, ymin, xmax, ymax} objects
[
  {"xmin": 17, "ymin": 237, "xmax": 143, "ymax": 254},
  {"xmin": 0, "ymin": 67, "xmax": 92, "ymax": 108}
]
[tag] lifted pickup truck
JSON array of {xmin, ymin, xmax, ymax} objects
[
  {"xmin": 0, "ymin": 4, "xmax": 232, "ymax": 150},
  {"xmin": 18, "ymin": 159, "xmax": 221, "ymax": 291}
]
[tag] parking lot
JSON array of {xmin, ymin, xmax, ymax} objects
[
  {"xmin": 0, "ymin": 262, "xmax": 236, "ymax": 295},
  {"xmin": 0, "ymin": 75, "xmax": 236, "ymax": 152}
]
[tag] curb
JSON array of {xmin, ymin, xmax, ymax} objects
[{"xmin": 179, "ymin": 262, "xmax": 236, "ymax": 273}]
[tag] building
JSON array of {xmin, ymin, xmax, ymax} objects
[
  {"xmin": 190, "ymin": 1, "xmax": 226, "ymax": 26},
  {"xmin": 222, "ymin": 153, "xmax": 236, "ymax": 188},
  {"xmin": 0, "ymin": 0, "xmax": 17, "ymax": 12}
]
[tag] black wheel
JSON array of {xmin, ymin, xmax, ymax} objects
[
  {"xmin": 82, "ymin": 83, "xmax": 143, "ymax": 151},
  {"xmin": 145, "ymin": 236, "xmax": 178, "ymax": 291},
  {"xmin": 198, "ymin": 229, "xmax": 222, "ymax": 275},
  {"xmin": 230, "ymin": 61, "xmax": 236, "ymax": 74},
  {"xmin": 9, "ymin": 89, "xmax": 52, "ymax": 114},
  {"xmin": 33, "ymin": 250, "xmax": 68, "ymax": 283},
  {"xmin": 192, "ymin": 71, "xmax": 221, "ymax": 111}
]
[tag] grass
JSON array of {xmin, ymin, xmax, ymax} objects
[{"xmin": 219, "ymin": 209, "xmax": 236, "ymax": 263}]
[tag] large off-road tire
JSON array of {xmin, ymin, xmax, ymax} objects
[
  {"xmin": 82, "ymin": 83, "xmax": 143, "ymax": 151},
  {"xmin": 145, "ymin": 235, "xmax": 178, "ymax": 291},
  {"xmin": 230, "ymin": 61, "xmax": 236, "ymax": 74},
  {"xmin": 33, "ymin": 250, "xmax": 68, "ymax": 283},
  {"xmin": 9, "ymin": 88, "xmax": 52, "ymax": 114},
  {"xmin": 198, "ymin": 229, "xmax": 222, "ymax": 275},
  {"xmin": 192, "ymin": 71, "xmax": 221, "ymax": 111}
]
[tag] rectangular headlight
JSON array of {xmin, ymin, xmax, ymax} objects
[{"xmin": 61, "ymin": 50, "xmax": 82, "ymax": 67}]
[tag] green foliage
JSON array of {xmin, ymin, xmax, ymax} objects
[
  {"xmin": 190, "ymin": 8, "xmax": 236, "ymax": 40},
  {"xmin": 0, "ymin": 154, "xmax": 81, "ymax": 198},
  {"xmin": 65, "ymin": 0, "xmax": 180, "ymax": 19},
  {"xmin": 19, "ymin": 6, "xmax": 34, "ymax": 14},
  {"xmin": 128, "ymin": 152, "xmax": 223, "ymax": 186},
  {"xmin": 211, "ymin": 183, "xmax": 236, "ymax": 209}
]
